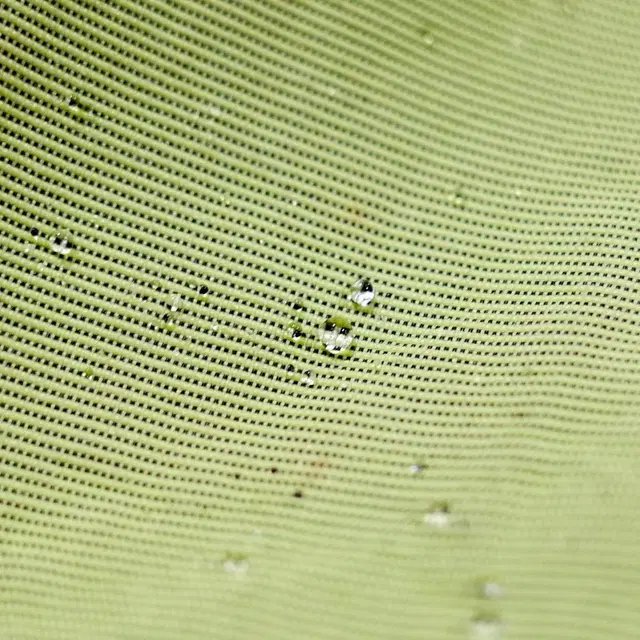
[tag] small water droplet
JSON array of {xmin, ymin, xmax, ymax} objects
[
  {"xmin": 24, "ymin": 243, "xmax": 33, "ymax": 254},
  {"xmin": 293, "ymin": 490, "xmax": 304, "ymax": 499},
  {"xmin": 409, "ymin": 463, "xmax": 423, "ymax": 474},
  {"xmin": 198, "ymin": 284, "xmax": 209, "ymax": 295},
  {"xmin": 169, "ymin": 294, "xmax": 182, "ymax": 312},
  {"xmin": 222, "ymin": 554, "xmax": 249, "ymax": 576},
  {"xmin": 300, "ymin": 370, "xmax": 315, "ymax": 386},
  {"xmin": 30, "ymin": 227, "xmax": 39, "ymax": 237},
  {"xmin": 292, "ymin": 300, "xmax": 304, "ymax": 312},
  {"xmin": 319, "ymin": 316, "xmax": 353, "ymax": 355},
  {"xmin": 449, "ymin": 190, "xmax": 466, "ymax": 208},
  {"xmin": 471, "ymin": 615, "xmax": 502, "ymax": 639},
  {"xmin": 37, "ymin": 262, "xmax": 46, "ymax": 272},
  {"xmin": 49, "ymin": 232, "xmax": 74, "ymax": 256},
  {"xmin": 476, "ymin": 580, "xmax": 504, "ymax": 600},
  {"xmin": 67, "ymin": 96, "xmax": 79, "ymax": 110},
  {"xmin": 161, "ymin": 312, "xmax": 175, "ymax": 327},
  {"xmin": 423, "ymin": 501, "xmax": 453, "ymax": 529},
  {"xmin": 348, "ymin": 277, "xmax": 375, "ymax": 309},
  {"xmin": 291, "ymin": 327, "xmax": 304, "ymax": 341}
]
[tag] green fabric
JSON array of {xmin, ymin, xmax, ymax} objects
[{"xmin": 2, "ymin": 0, "xmax": 640, "ymax": 638}]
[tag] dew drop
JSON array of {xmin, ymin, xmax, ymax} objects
[
  {"xmin": 30, "ymin": 227, "xmax": 39, "ymax": 237},
  {"xmin": 49, "ymin": 232, "xmax": 74, "ymax": 256},
  {"xmin": 222, "ymin": 554, "xmax": 249, "ymax": 576},
  {"xmin": 319, "ymin": 316, "xmax": 353, "ymax": 355},
  {"xmin": 300, "ymin": 370, "xmax": 315, "ymax": 386},
  {"xmin": 169, "ymin": 294, "xmax": 182, "ymax": 312},
  {"xmin": 198, "ymin": 284, "xmax": 209, "ymax": 296},
  {"xmin": 348, "ymin": 278, "xmax": 375, "ymax": 309}
]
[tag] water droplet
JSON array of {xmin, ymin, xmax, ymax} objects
[
  {"xmin": 409, "ymin": 463, "xmax": 423, "ymax": 474},
  {"xmin": 81, "ymin": 367, "xmax": 94, "ymax": 380},
  {"xmin": 300, "ymin": 370, "xmax": 315, "ymax": 386},
  {"xmin": 449, "ymin": 190, "xmax": 466, "ymax": 208},
  {"xmin": 423, "ymin": 501, "xmax": 454, "ymax": 529},
  {"xmin": 476, "ymin": 580, "xmax": 504, "ymax": 600},
  {"xmin": 169, "ymin": 294, "xmax": 182, "ymax": 312},
  {"xmin": 67, "ymin": 96, "xmax": 79, "ymax": 110},
  {"xmin": 161, "ymin": 312, "xmax": 175, "ymax": 328},
  {"xmin": 348, "ymin": 278, "xmax": 375, "ymax": 309},
  {"xmin": 30, "ymin": 227, "xmax": 39, "ymax": 237},
  {"xmin": 319, "ymin": 316, "xmax": 353, "ymax": 355},
  {"xmin": 293, "ymin": 490, "xmax": 304, "ymax": 498},
  {"xmin": 292, "ymin": 300, "xmax": 304, "ymax": 312},
  {"xmin": 222, "ymin": 554, "xmax": 249, "ymax": 576},
  {"xmin": 471, "ymin": 615, "xmax": 502, "ymax": 639},
  {"xmin": 291, "ymin": 327, "xmax": 304, "ymax": 341},
  {"xmin": 49, "ymin": 232, "xmax": 74, "ymax": 256},
  {"xmin": 198, "ymin": 284, "xmax": 209, "ymax": 295}
]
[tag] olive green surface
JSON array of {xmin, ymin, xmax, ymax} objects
[{"xmin": 2, "ymin": 1, "xmax": 640, "ymax": 638}]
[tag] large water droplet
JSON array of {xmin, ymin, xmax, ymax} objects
[
  {"xmin": 49, "ymin": 232, "xmax": 74, "ymax": 256},
  {"xmin": 222, "ymin": 554, "xmax": 249, "ymax": 576},
  {"xmin": 319, "ymin": 316, "xmax": 353, "ymax": 355},
  {"xmin": 348, "ymin": 278, "xmax": 375, "ymax": 309}
]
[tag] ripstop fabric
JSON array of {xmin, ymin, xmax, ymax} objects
[{"xmin": 2, "ymin": 0, "xmax": 640, "ymax": 638}]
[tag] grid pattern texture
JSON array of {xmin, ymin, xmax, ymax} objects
[{"xmin": 2, "ymin": 1, "xmax": 640, "ymax": 638}]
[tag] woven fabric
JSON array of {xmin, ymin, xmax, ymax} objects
[{"xmin": 2, "ymin": 1, "xmax": 640, "ymax": 638}]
